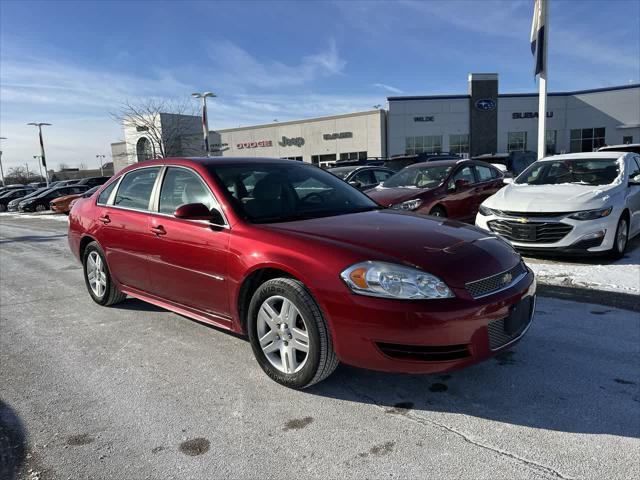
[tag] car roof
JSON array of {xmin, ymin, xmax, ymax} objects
[
  {"xmin": 537, "ymin": 152, "xmax": 624, "ymax": 162},
  {"xmin": 405, "ymin": 159, "xmax": 468, "ymax": 168}
]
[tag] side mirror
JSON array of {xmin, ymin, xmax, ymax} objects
[
  {"xmin": 174, "ymin": 203, "xmax": 225, "ymax": 225},
  {"xmin": 629, "ymin": 177, "xmax": 640, "ymax": 186},
  {"xmin": 503, "ymin": 177, "xmax": 514, "ymax": 184},
  {"xmin": 348, "ymin": 180, "xmax": 363, "ymax": 189}
]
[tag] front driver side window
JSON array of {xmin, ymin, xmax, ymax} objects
[
  {"xmin": 449, "ymin": 166, "xmax": 475, "ymax": 188},
  {"xmin": 114, "ymin": 167, "xmax": 160, "ymax": 210},
  {"xmin": 159, "ymin": 167, "xmax": 216, "ymax": 214}
]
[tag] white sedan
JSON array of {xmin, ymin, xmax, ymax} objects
[{"xmin": 475, "ymin": 152, "xmax": 640, "ymax": 258}]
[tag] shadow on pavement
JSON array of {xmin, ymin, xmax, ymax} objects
[
  {"xmin": 0, "ymin": 234, "xmax": 68, "ymax": 245},
  {"xmin": 0, "ymin": 400, "xmax": 27, "ymax": 480},
  {"xmin": 307, "ymin": 302, "xmax": 640, "ymax": 439}
]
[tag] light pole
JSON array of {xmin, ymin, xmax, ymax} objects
[
  {"xmin": 96, "ymin": 154, "xmax": 105, "ymax": 176},
  {"xmin": 27, "ymin": 122, "xmax": 51, "ymax": 186},
  {"xmin": 0, "ymin": 137, "xmax": 6, "ymax": 186},
  {"xmin": 191, "ymin": 92, "xmax": 216, "ymax": 156},
  {"xmin": 33, "ymin": 155, "xmax": 44, "ymax": 181}
]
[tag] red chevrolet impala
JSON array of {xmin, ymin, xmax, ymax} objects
[{"xmin": 68, "ymin": 157, "xmax": 535, "ymax": 388}]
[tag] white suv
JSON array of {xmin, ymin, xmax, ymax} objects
[{"xmin": 475, "ymin": 152, "xmax": 640, "ymax": 258}]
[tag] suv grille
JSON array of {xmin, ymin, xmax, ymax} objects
[
  {"xmin": 376, "ymin": 342, "xmax": 470, "ymax": 362},
  {"xmin": 488, "ymin": 220, "xmax": 572, "ymax": 243},
  {"xmin": 465, "ymin": 262, "xmax": 527, "ymax": 299}
]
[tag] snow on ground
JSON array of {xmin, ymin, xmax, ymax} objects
[
  {"xmin": 0, "ymin": 211, "xmax": 69, "ymax": 222},
  {"xmin": 524, "ymin": 239, "xmax": 640, "ymax": 294}
]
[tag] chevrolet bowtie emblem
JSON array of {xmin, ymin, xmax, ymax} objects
[
  {"xmin": 516, "ymin": 217, "xmax": 529, "ymax": 223},
  {"xmin": 501, "ymin": 272, "xmax": 513, "ymax": 284}
]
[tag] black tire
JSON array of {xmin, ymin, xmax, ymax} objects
[
  {"xmin": 0, "ymin": 204, "xmax": 6, "ymax": 212},
  {"xmin": 609, "ymin": 215, "xmax": 629, "ymax": 260},
  {"xmin": 429, "ymin": 206, "xmax": 447, "ymax": 218},
  {"xmin": 247, "ymin": 278, "xmax": 338, "ymax": 389},
  {"xmin": 82, "ymin": 241, "xmax": 127, "ymax": 306},
  {"xmin": 35, "ymin": 204, "xmax": 46, "ymax": 212}
]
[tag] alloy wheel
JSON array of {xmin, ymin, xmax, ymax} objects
[
  {"xmin": 617, "ymin": 218, "xmax": 628, "ymax": 253},
  {"xmin": 256, "ymin": 295, "xmax": 310, "ymax": 374},
  {"xmin": 86, "ymin": 251, "xmax": 107, "ymax": 298}
]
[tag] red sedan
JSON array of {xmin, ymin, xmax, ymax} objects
[
  {"xmin": 68, "ymin": 157, "xmax": 535, "ymax": 388},
  {"xmin": 366, "ymin": 160, "xmax": 505, "ymax": 223}
]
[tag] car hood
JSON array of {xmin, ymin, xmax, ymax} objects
[
  {"xmin": 484, "ymin": 182, "xmax": 620, "ymax": 212},
  {"xmin": 366, "ymin": 186, "xmax": 432, "ymax": 207},
  {"xmin": 263, "ymin": 210, "xmax": 521, "ymax": 288}
]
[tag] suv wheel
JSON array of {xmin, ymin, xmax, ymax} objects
[
  {"xmin": 82, "ymin": 242, "xmax": 127, "ymax": 306},
  {"xmin": 247, "ymin": 278, "xmax": 338, "ymax": 388}
]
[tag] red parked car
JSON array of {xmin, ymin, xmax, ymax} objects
[
  {"xmin": 366, "ymin": 160, "xmax": 505, "ymax": 223},
  {"xmin": 68, "ymin": 158, "xmax": 535, "ymax": 388}
]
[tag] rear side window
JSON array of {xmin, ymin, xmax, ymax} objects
[
  {"xmin": 158, "ymin": 168, "xmax": 216, "ymax": 214},
  {"xmin": 475, "ymin": 165, "xmax": 494, "ymax": 182},
  {"xmin": 352, "ymin": 170, "xmax": 375, "ymax": 185},
  {"xmin": 97, "ymin": 181, "xmax": 117, "ymax": 205},
  {"xmin": 114, "ymin": 167, "xmax": 160, "ymax": 210}
]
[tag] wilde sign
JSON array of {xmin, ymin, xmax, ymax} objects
[
  {"xmin": 236, "ymin": 140, "xmax": 273, "ymax": 149},
  {"xmin": 279, "ymin": 136, "xmax": 305, "ymax": 147},
  {"xmin": 512, "ymin": 111, "xmax": 554, "ymax": 119},
  {"xmin": 414, "ymin": 116, "xmax": 434, "ymax": 122},
  {"xmin": 323, "ymin": 132, "xmax": 353, "ymax": 140}
]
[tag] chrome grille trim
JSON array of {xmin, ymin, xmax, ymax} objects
[
  {"xmin": 487, "ymin": 220, "xmax": 573, "ymax": 243},
  {"xmin": 465, "ymin": 262, "xmax": 528, "ymax": 299}
]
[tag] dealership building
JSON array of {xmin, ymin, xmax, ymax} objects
[{"xmin": 114, "ymin": 74, "xmax": 639, "ymax": 172}]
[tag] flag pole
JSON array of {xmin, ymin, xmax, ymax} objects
[{"xmin": 537, "ymin": 0, "xmax": 548, "ymax": 160}]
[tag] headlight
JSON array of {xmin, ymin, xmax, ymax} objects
[
  {"xmin": 340, "ymin": 261, "xmax": 454, "ymax": 299},
  {"xmin": 478, "ymin": 204, "xmax": 493, "ymax": 216},
  {"xmin": 568, "ymin": 206, "xmax": 612, "ymax": 221},
  {"xmin": 391, "ymin": 199, "xmax": 422, "ymax": 211}
]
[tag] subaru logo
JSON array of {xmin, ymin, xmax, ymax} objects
[{"xmin": 475, "ymin": 98, "xmax": 496, "ymax": 111}]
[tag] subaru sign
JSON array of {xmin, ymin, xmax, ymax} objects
[{"xmin": 475, "ymin": 98, "xmax": 496, "ymax": 111}]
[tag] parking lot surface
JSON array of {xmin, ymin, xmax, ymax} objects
[{"xmin": 1, "ymin": 215, "xmax": 639, "ymax": 480}]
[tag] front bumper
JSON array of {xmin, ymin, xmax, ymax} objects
[
  {"xmin": 324, "ymin": 269, "xmax": 536, "ymax": 374},
  {"xmin": 475, "ymin": 210, "xmax": 620, "ymax": 253}
]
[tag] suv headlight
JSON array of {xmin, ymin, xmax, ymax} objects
[
  {"xmin": 340, "ymin": 261, "xmax": 454, "ymax": 299},
  {"xmin": 568, "ymin": 206, "xmax": 612, "ymax": 221},
  {"xmin": 478, "ymin": 204, "xmax": 493, "ymax": 216},
  {"xmin": 391, "ymin": 199, "xmax": 422, "ymax": 211}
]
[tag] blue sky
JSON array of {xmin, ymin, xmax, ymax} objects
[{"xmin": 1, "ymin": 0, "xmax": 638, "ymax": 170}]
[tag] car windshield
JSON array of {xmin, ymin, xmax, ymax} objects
[
  {"xmin": 208, "ymin": 162, "xmax": 379, "ymax": 223},
  {"xmin": 382, "ymin": 165, "xmax": 452, "ymax": 189},
  {"xmin": 515, "ymin": 158, "xmax": 621, "ymax": 186}
]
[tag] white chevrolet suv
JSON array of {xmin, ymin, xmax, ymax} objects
[{"xmin": 475, "ymin": 152, "xmax": 640, "ymax": 258}]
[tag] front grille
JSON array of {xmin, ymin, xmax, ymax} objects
[
  {"xmin": 487, "ymin": 296, "xmax": 535, "ymax": 350},
  {"xmin": 377, "ymin": 342, "xmax": 470, "ymax": 362},
  {"xmin": 488, "ymin": 220, "xmax": 572, "ymax": 243},
  {"xmin": 465, "ymin": 262, "xmax": 527, "ymax": 299}
]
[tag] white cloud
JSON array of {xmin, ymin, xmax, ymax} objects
[
  {"xmin": 372, "ymin": 83, "xmax": 403, "ymax": 94},
  {"xmin": 207, "ymin": 39, "xmax": 346, "ymax": 89}
]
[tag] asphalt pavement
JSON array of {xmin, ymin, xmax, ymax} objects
[{"xmin": 1, "ymin": 215, "xmax": 639, "ymax": 480}]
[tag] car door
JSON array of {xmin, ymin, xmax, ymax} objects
[
  {"xmin": 146, "ymin": 166, "xmax": 231, "ymax": 320},
  {"xmin": 96, "ymin": 166, "xmax": 160, "ymax": 293},
  {"xmin": 441, "ymin": 164, "xmax": 477, "ymax": 222},
  {"xmin": 627, "ymin": 156, "xmax": 640, "ymax": 236}
]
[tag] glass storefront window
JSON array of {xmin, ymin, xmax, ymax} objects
[
  {"xmin": 449, "ymin": 134, "xmax": 469, "ymax": 155},
  {"xmin": 405, "ymin": 136, "xmax": 443, "ymax": 155},
  {"xmin": 570, "ymin": 128, "xmax": 606, "ymax": 152},
  {"xmin": 507, "ymin": 132, "xmax": 527, "ymax": 152}
]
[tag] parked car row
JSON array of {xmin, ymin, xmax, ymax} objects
[{"xmin": 0, "ymin": 176, "xmax": 110, "ymax": 214}]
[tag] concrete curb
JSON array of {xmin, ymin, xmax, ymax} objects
[{"xmin": 538, "ymin": 284, "xmax": 640, "ymax": 312}]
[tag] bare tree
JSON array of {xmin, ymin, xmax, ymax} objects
[
  {"xmin": 4, "ymin": 166, "xmax": 44, "ymax": 185},
  {"xmin": 111, "ymin": 99, "xmax": 203, "ymax": 160}
]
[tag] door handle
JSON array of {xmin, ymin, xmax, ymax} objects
[
  {"xmin": 150, "ymin": 225, "xmax": 166, "ymax": 236},
  {"xmin": 98, "ymin": 215, "xmax": 111, "ymax": 224}
]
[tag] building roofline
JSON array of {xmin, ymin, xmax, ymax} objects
[
  {"xmin": 215, "ymin": 109, "xmax": 384, "ymax": 133},
  {"xmin": 388, "ymin": 83, "xmax": 640, "ymax": 102}
]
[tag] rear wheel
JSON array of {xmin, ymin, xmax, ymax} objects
[
  {"xmin": 247, "ymin": 278, "xmax": 338, "ymax": 388},
  {"xmin": 609, "ymin": 215, "xmax": 629, "ymax": 259},
  {"xmin": 429, "ymin": 206, "xmax": 447, "ymax": 218},
  {"xmin": 82, "ymin": 242, "xmax": 126, "ymax": 306},
  {"xmin": 35, "ymin": 204, "xmax": 46, "ymax": 212}
]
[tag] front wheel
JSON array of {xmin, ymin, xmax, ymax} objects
[
  {"xmin": 35, "ymin": 204, "xmax": 46, "ymax": 212},
  {"xmin": 610, "ymin": 216, "xmax": 629, "ymax": 259},
  {"xmin": 247, "ymin": 278, "xmax": 338, "ymax": 388},
  {"xmin": 82, "ymin": 241, "xmax": 127, "ymax": 306},
  {"xmin": 429, "ymin": 206, "xmax": 447, "ymax": 218}
]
